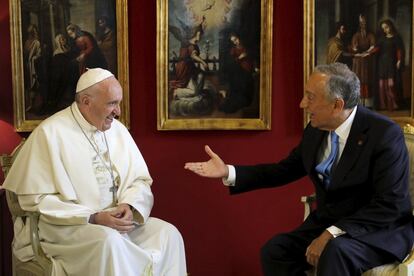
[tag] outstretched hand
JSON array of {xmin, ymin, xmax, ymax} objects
[{"xmin": 184, "ymin": 145, "xmax": 229, "ymax": 178}]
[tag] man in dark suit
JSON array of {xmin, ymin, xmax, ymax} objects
[{"xmin": 184, "ymin": 63, "xmax": 414, "ymax": 275}]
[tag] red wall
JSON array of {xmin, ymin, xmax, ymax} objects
[{"xmin": 0, "ymin": 1, "xmax": 313, "ymax": 275}]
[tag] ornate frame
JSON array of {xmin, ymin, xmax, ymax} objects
[
  {"xmin": 9, "ymin": 0, "xmax": 129, "ymax": 132},
  {"xmin": 304, "ymin": 0, "xmax": 414, "ymax": 127},
  {"xmin": 156, "ymin": 0, "xmax": 273, "ymax": 130}
]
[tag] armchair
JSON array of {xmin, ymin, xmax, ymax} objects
[
  {"xmin": 1, "ymin": 139, "xmax": 52, "ymax": 276},
  {"xmin": 301, "ymin": 124, "xmax": 414, "ymax": 276}
]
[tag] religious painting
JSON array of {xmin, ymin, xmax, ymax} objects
[
  {"xmin": 9, "ymin": 0, "xmax": 129, "ymax": 132},
  {"xmin": 157, "ymin": 0, "xmax": 273, "ymax": 130},
  {"xmin": 304, "ymin": 0, "xmax": 414, "ymax": 127}
]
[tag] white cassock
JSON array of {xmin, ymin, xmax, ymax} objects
[{"xmin": 3, "ymin": 102, "xmax": 187, "ymax": 276}]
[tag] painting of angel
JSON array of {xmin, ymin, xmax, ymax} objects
[
  {"xmin": 157, "ymin": 0, "xmax": 272, "ymax": 130},
  {"xmin": 168, "ymin": 0, "xmax": 261, "ymax": 118}
]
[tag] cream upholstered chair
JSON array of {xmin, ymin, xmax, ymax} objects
[
  {"xmin": 1, "ymin": 139, "xmax": 52, "ymax": 276},
  {"xmin": 301, "ymin": 124, "xmax": 414, "ymax": 276}
]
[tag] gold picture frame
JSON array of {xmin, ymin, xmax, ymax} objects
[
  {"xmin": 9, "ymin": 0, "xmax": 129, "ymax": 132},
  {"xmin": 157, "ymin": 0, "xmax": 273, "ymax": 130},
  {"xmin": 304, "ymin": 0, "xmax": 414, "ymax": 127}
]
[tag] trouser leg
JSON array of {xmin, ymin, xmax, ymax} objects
[
  {"xmin": 260, "ymin": 221, "xmax": 325, "ymax": 276},
  {"xmin": 261, "ymin": 234, "xmax": 310, "ymax": 276},
  {"xmin": 317, "ymin": 236, "xmax": 396, "ymax": 276}
]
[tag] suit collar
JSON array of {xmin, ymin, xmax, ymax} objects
[{"xmin": 331, "ymin": 105, "xmax": 369, "ymax": 187}]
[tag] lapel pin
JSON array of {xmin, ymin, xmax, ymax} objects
[{"xmin": 357, "ymin": 134, "xmax": 366, "ymax": 146}]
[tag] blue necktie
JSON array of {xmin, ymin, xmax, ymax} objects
[{"xmin": 316, "ymin": 131, "xmax": 339, "ymax": 187}]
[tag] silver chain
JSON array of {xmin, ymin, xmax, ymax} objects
[{"xmin": 70, "ymin": 105, "xmax": 118, "ymax": 204}]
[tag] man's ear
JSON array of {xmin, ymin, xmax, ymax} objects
[
  {"xmin": 333, "ymin": 98, "xmax": 345, "ymax": 112},
  {"xmin": 80, "ymin": 94, "xmax": 91, "ymax": 106}
]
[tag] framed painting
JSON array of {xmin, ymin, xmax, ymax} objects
[
  {"xmin": 9, "ymin": 0, "xmax": 129, "ymax": 132},
  {"xmin": 157, "ymin": 0, "xmax": 273, "ymax": 130},
  {"xmin": 304, "ymin": 0, "xmax": 414, "ymax": 127}
]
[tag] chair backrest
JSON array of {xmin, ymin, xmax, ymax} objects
[
  {"xmin": 0, "ymin": 139, "xmax": 26, "ymax": 221},
  {"xmin": 403, "ymin": 124, "xmax": 414, "ymax": 209}
]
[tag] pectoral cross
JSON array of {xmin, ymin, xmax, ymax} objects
[{"xmin": 110, "ymin": 183, "xmax": 118, "ymax": 205}]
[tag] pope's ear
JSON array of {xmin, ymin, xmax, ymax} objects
[{"xmin": 79, "ymin": 93, "xmax": 91, "ymax": 105}]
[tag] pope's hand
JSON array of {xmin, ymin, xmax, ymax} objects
[
  {"xmin": 111, "ymin": 204, "xmax": 133, "ymax": 220},
  {"xmin": 93, "ymin": 204, "xmax": 135, "ymax": 233},
  {"xmin": 184, "ymin": 145, "xmax": 229, "ymax": 178}
]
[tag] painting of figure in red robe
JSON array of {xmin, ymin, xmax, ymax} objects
[
  {"xmin": 16, "ymin": 0, "xmax": 120, "ymax": 123},
  {"xmin": 313, "ymin": 0, "xmax": 412, "ymax": 119}
]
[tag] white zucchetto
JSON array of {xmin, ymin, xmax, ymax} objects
[{"xmin": 76, "ymin": 68, "xmax": 114, "ymax": 93}]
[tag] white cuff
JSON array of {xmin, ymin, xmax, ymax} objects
[
  {"xmin": 222, "ymin": 165, "xmax": 236, "ymax": 186},
  {"xmin": 327, "ymin": 225, "xmax": 346, "ymax": 238}
]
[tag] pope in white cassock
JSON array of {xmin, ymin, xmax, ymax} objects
[{"xmin": 2, "ymin": 68, "xmax": 187, "ymax": 275}]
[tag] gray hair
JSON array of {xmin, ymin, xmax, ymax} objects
[
  {"xmin": 75, "ymin": 93, "xmax": 81, "ymax": 103},
  {"xmin": 314, "ymin": 63, "xmax": 360, "ymax": 109}
]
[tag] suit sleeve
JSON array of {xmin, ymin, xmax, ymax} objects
[{"xmin": 229, "ymin": 141, "xmax": 308, "ymax": 194}]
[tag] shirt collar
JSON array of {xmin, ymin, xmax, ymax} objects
[{"xmin": 334, "ymin": 106, "xmax": 357, "ymax": 142}]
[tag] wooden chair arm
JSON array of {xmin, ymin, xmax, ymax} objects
[
  {"xmin": 301, "ymin": 194, "xmax": 316, "ymax": 203},
  {"xmin": 29, "ymin": 212, "xmax": 52, "ymax": 274},
  {"xmin": 301, "ymin": 194, "xmax": 316, "ymax": 221},
  {"xmin": 6, "ymin": 189, "xmax": 52, "ymax": 273},
  {"xmin": 1, "ymin": 138, "xmax": 53, "ymax": 274},
  {"xmin": 399, "ymin": 248, "xmax": 414, "ymax": 276},
  {"xmin": 5, "ymin": 190, "xmax": 27, "ymax": 219}
]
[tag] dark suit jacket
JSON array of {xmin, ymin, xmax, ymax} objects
[{"xmin": 230, "ymin": 106, "xmax": 414, "ymax": 261}]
